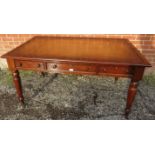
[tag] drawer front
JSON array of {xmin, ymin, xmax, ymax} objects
[
  {"xmin": 99, "ymin": 65, "xmax": 132, "ymax": 76},
  {"xmin": 15, "ymin": 60, "xmax": 45, "ymax": 70},
  {"xmin": 47, "ymin": 63, "xmax": 97, "ymax": 74}
]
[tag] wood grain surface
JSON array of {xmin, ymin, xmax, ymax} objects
[{"xmin": 1, "ymin": 36, "xmax": 151, "ymax": 67}]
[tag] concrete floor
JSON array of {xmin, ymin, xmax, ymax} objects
[{"xmin": 0, "ymin": 71, "xmax": 155, "ymax": 120}]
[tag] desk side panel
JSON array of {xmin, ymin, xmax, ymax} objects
[{"xmin": 6, "ymin": 58, "xmax": 16, "ymax": 71}]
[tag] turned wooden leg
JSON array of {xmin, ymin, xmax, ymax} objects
[
  {"xmin": 12, "ymin": 70, "xmax": 24, "ymax": 105},
  {"xmin": 125, "ymin": 80, "xmax": 138, "ymax": 118}
]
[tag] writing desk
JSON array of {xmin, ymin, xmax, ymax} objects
[{"xmin": 1, "ymin": 36, "xmax": 151, "ymax": 118}]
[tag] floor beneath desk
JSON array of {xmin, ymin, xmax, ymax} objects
[{"xmin": 0, "ymin": 71, "xmax": 155, "ymax": 120}]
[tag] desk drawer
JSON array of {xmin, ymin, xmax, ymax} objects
[
  {"xmin": 99, "ymin": 65, "xmax": 132, "ymax": 75},
  {"xmin": 15, "ymin": 60, "xmax": 45, "ymax": 70},
  {"xmin": 47, "ymin": 63, "xmax": 96, "ymax": 73}
]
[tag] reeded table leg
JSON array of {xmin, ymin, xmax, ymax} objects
[
  {"xmin": 125, "ymin": 67, "xmax": 145, "ymax": 119},
  {"xmin": 125, "ymin": 80, "xmax": 138, "ymax": 118},
  {"xmin": 12, "ymin": 70, "xmax": 24, "ymax": 105}
]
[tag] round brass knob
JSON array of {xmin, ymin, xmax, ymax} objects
[
  {"xmin": 53, "ymin": 64, "xmax": 57, "ymax": 69},
  {"xmin": 17, "ymin": 62, "xmax": 23, "ymax": 67}
]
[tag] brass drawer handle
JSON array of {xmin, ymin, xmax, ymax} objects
[
  {"xmin": 17, "ymin": 63, "xmax": 22, "ymax": 67},
  {"xmin": 53, "ymin": 64, "xmax": 57, "ymax": 69},
  {"xmin": 37, "ymin": 63, "xmax": 42, "ymax": 68}
]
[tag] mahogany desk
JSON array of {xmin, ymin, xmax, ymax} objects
[{"xmin": 1, "ymin": 36, "xmax": 151, "ymax": 117}]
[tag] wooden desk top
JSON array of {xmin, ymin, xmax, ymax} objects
[{"xmin": 2, "ymin": 36, "xmax": 151, "ymax": 67}]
